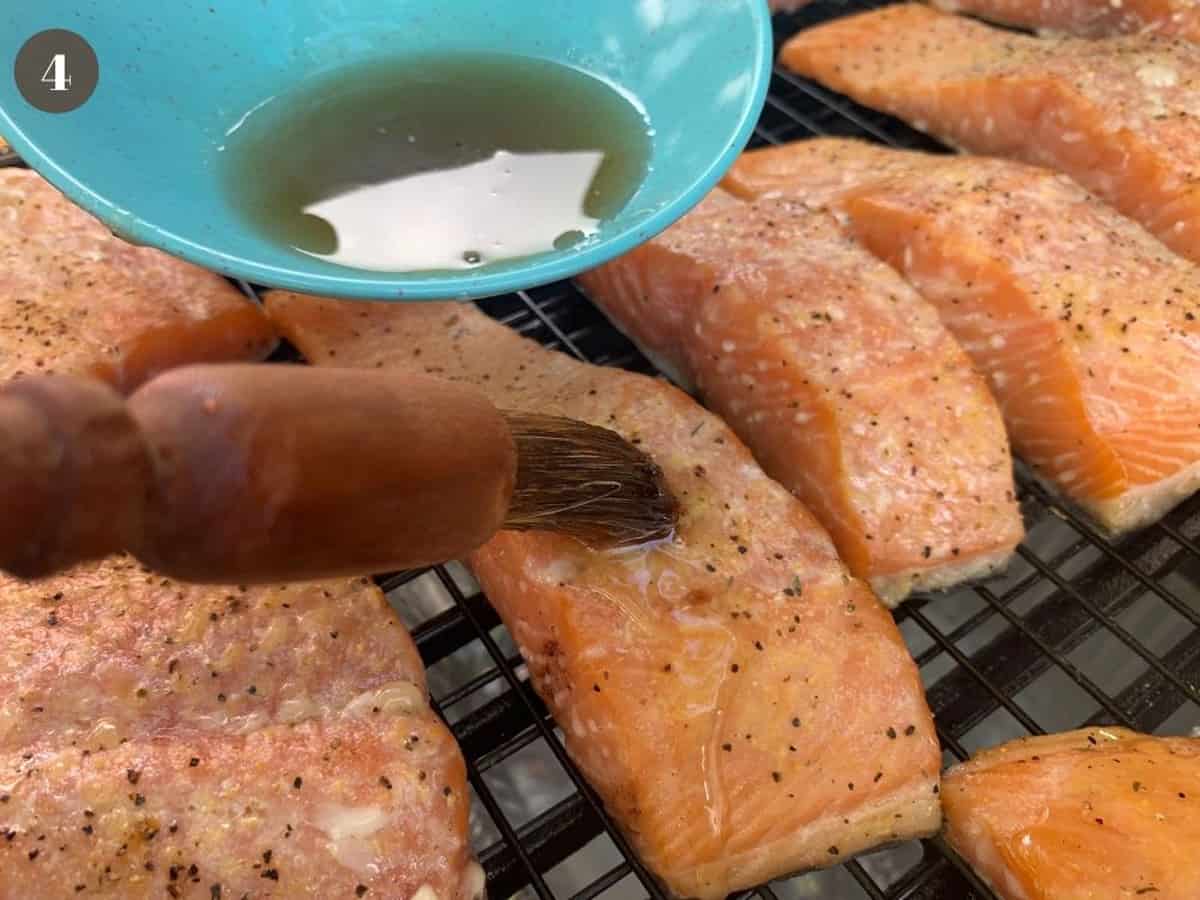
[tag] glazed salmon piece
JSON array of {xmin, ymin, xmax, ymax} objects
[
  {"xmin": 0, "ymin": 169, "xmax": 277, "ymax": 391},
  {"xmin": 0, "ymin": 559, "xmax": 481, "ymax": 900},
  {"xmin": 728, "ymin": 138, "xmax": 1200, "ymax": 532},
  {"xmin": 577, "ymin": 192, "xmax": 1021, "ymax": 605},
  {"xmin": 780, "ymin": 4, "xmax": 1200, "ymax": 267},
  {"xmin": 932, "ymin": 0, "xmax": 1200, "ymax": 41},
  {"xmin": 942, "ymin": 727, "xmax": 1200, "ymax": 900},
  {"xmin": 0, "ymin": 559, "xmax": 426, "ymax": 754},
  {"xmin": 0, "ymin": 720, "xmax": 480, "ymax": 900},
  {"xmin": 265, "ymin": 292, "xmax": 943, "ymax": 899}
]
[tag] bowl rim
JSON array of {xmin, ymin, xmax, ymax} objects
[{"xmin": 0, "ymin": 5, "xmax": 773, "ymax": 302}]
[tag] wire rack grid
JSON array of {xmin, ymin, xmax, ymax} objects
[
  {"xmin": 9, "ymin": 2, "xmax": 1200, "ymax": 897},
  {"xmin": 220, "ymin": 4, "xmax": 1200, "ymax": 898},
  {"xmin": 370, "ymin": 5, "xmax": 1200, "ymax": 898}
]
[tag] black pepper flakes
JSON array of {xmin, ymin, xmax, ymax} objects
[
  {"xmin": 886, "ymin": 727, "xmax": 897, "ymax": 739},
  {"xmin": 211, "ymin": 885, "xmax": 222, "ymax": 900},
  {"xmin": 904, "ymin": 725, "xmax": 916, "ymax": 736},
  {"xmin": 126, "ymin": 768, "xmax": 141, "ymax": 785},
  {"xmin": 357, "ymin": 887, "xmax": 369, "ymax": 898},
  {"xmin": 771, "ymin": 772, "xmax": 782, "ymax": 783},
  {"xmin": 827, "ymin": 846, "xmax": 839, "ymax": 856},
  {"xmin": 261, "ymin": 869, "xmax": 279, "ymax": 881},
  {"xmin": 293, "ymin": 777, "xmax": 303, "ymax": 789},
  {"xmin": 189, "ymin": 758, "xmax": 200, "ymax": 768},
  {"xmin": 379, "ymin": 776, "xmax": 392, "ymax": 790}
]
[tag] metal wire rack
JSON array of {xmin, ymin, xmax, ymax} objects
[
  {"xmin": 10, "ymin": 2, "xmax": 1200, "ymax": 896},
  {"xmin": 258, "ymin": 4, "xmax": 1200, "ymax": 898}
]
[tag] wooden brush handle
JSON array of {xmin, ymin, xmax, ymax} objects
[
  {"xmin": 0, "ymin": 366, "xmax": 517, "ymax": 582},
  {"xmin": 0, "ymin": 376, "xmax": 152, "ymax": 578}
]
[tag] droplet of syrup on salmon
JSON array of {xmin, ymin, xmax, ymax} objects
[{"xmin": 221, "ymin": 53, "xmax": 653, "ymax": 274}]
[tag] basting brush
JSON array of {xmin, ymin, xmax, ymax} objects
[{"xmin": 0, "ymin": 365, "xmax": 678, "ymax": 583}]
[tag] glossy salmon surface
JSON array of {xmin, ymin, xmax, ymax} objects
[
  {"xmin": 780, "ymin": 4, "xmax": 1200, "ymax": 268},
  {"xmin": 933, "ymin": 0, "xmax": 1200, "ymax": 40},
  {"xmin": 578, "ymin": 191, "xmax": 1021, "ymax": 605},
  {"xmin": 0, "ymin": 170, "xmax": 277, "ymax": 391},
  {"xmin": 0, "ymin": 558, "xmax": 480, "ymax": 900},
  {"xmin": 943, "ymin": 727, "xmax": 1200, "ymax": 900},
  {"xmin": 265, "ymin": 292, "xmax": 943, "ymax": 899},
  {"xmin": 727, "ymin": 138, "xmax": 1200, "ymax": 533}
]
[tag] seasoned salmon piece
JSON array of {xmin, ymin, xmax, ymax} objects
[
  {"xmin": 0, "ymin": 719, "xmax": 480, "ymax": 900},
  {"xmin": 932, "ymin": 0, "xmax": 1200, "ymax": 41},
  {"xmin": 728, "ymin": 138, "xmax": 1200, "ymax": 532},
  {"xmin": 0, "ymin": 558, "xmax": 426, "ymax": 755},
  {"xmin": 265, "ymin": 292, "xmax": 943, "ymax": 900},
  {"xmin": 0, "ymin": 559, "xmax": 481, "ymax": 900},
  {"xmin": 0, "ymin": 169, "xmax": 277, "ymax": 390},
  {"xmin": 780, "ymin": 4, "xmax": 1200, "ymax": 267},
  {"xmin": 942, "ymin": 727, "xmax": 1200, "ymax": 900},
  {"xmin": 577, "ymin": 192, "xmax": 1022, "ymax": 605}
]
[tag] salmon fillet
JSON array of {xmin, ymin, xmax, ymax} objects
[
  {"xmin": 577, "ymin": 191, "xmax": 1022, "ymax": 605},
  {"xmin": 932, "ymin": 0, "xmax": 1200, "ymax": 40},
  {"xmin": 0, "ymin": 169, "xmax": 277, "ymax": 391},
  {"xmin": 264, "ymin": 292, "xmax": 943, "ymax": 899},
  {"xmin": 727, "ymin": 138, "xmax": 1200, "ymax": 533},
  {"xmin": 780, "ymin": 4, "xmax": 1200, "ymax": 267},
  {"xmin": 0, "ymin": 557, "xmax": 481, "ymax": 900},
  {"xmin": 942, "ymin": 727, "xmax": 1200, "ymax": 900}
]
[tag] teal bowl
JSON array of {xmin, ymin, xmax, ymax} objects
[{"xmin": 0, "ymin": 1, "xmax": 772, "ymax": 301}]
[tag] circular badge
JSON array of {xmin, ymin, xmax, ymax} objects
[{"xmin": 14, "ymin": 29, "xmax": 99, "ymax": 114}]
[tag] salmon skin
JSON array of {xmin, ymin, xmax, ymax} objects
[
  {"xmin": 780, "ymin": 4, "xmax": 1200, "ymax": 268},
  {"xmin": 0, "ymin": 558, "xmax": 482, "ymax": 900},
  {"xmin": 264, "ymin": 292, "xmax": 943, "ymax": 899},
  {"xmin": 577, "ymin": 191, "xmax": 1022, "ymax": 605},
  {"xmin": 942, "ymin": 727, "xmax": 1200, "ymax": 900},
  {"xmin": 726, "ymin": 138, "xmax": 1200, "ymax": 533},
  {"xmin": 0, "ymin": 169, "xmax": 277, "ymax": 391},
  {"xmin": 932, "ymin": 0, "xmax": 1200, "ymax": 40}
]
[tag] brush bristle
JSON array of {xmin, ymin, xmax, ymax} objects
[{"xmin": 502, "ymin": 413, "xmax": 678, "ymax": 548}]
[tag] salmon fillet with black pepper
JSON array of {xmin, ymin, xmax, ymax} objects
[
  {"xmin": 577, "ymin": 191, "xmax": 1022, "ymax": 605},
  {"xmin": 780, "ymin": 4, "xmax": 1200, "ymax": 267},
  {"xmin": 0, "ymin": 557, "xmax": 482, "ymax": 900},
  {"xmin": 932, "ymin": 0, "xmax": 1200, "ymax": 41},
  {"xmin": 264, "ymin": 292, "xmax": 943, "ymax": 899},
  {"xmin": 726, "ymin": 137, "xmax": 1200, "ymax": 532},
  {"xmin": 942, "ymin": 727, "xmax": 1200, "ymax": 899},
  {"xmin": 0, "ymin": 169, "xmax": 277, "ymax": 391}
]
